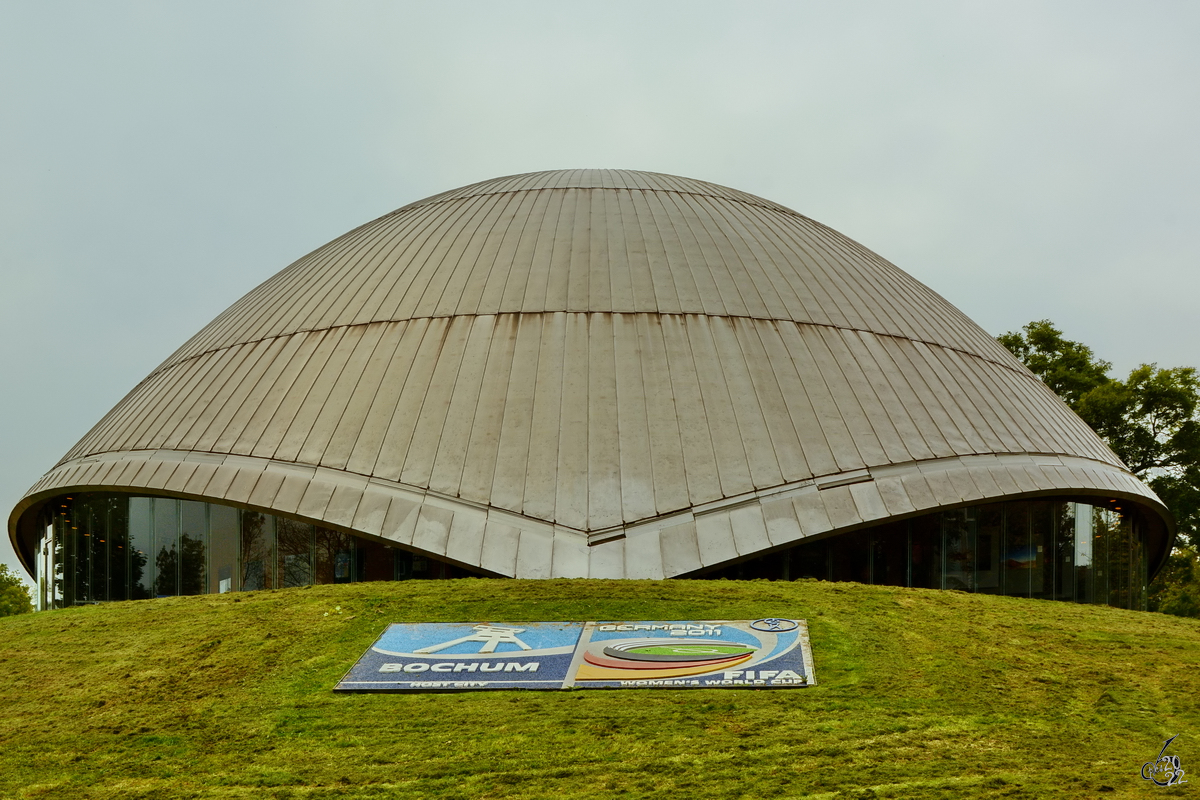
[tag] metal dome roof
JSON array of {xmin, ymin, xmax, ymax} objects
[{"xmin": 9, "ymin": 169, "xmax": 1172, "ymax": 577}]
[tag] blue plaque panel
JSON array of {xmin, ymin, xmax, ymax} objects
[{"xmin": 335, "ymin": 618, "xmax": 815, "ymax": 692}]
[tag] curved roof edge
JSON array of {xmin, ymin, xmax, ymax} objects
[
  {"xmin": 389, "ymin": 168, "xmax": 801, "ymax": 217},
  {"xmin": 10, "ymin": 450, "xmax": 1174, "ymax": 581}
]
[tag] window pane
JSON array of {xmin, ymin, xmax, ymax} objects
[
  {"xmin": 1074, "ymin": 503, "xmax": 1094, "ymax": 603},
  {"xmin": 943, "ymin": 509, "xmax": 975, "ymax": 591},
  {"xmin": 277, "ymin": 519, "xmax": 313, "ymax": 587},
  {"xmin": 1108, "ymin": 509, "xmax": 1131, "ymax": 608},
  {"xmin": 105, "ymin": 495, "xmax": 130, "ymax": 602},
  {"xmin": 354, "ymin": 538, "xmax": 395, "ymax": 582},
  {"xmin": 790, "ymin": 540, "xmax": 829, "ymax": 581},
  {"xmin": 1052, "ymin": 502, "xmax": 1076, "ymax": 601},
  {"xmin": 77, "ymin": 495, "xmax": 99, "ymax": 603},
  {"xmin": 208, "ymin": 504, "xmax": 239, "ymax": 594},
  {"xmin": 37, "ymin": 523, "xmax": 51, "ymax": 611},
  {"xmin": 1092, "ymin": 506, "xmax": 1110, "ymax": 605},
  {"xmin": 90, "ymin": 497, "xmax": 109, "ymax": 602},
  {"xmin": 974, "ymin": 505, "xmax": 1003, "ymax": 595},
  {"xmin": 910, "ymin": 515, "xmax": 940, "ymax": 589},
  {"xmin": 1131, "ymin": 516, "xmax": 1146, "ymax": 610},
  {"xmin": 830, "ymin": 529, "xmax": 870, "ymax": 584},
  {"xmin": 871, "ymin": 521, "xmax": 908, "ymax": 587},
  {"xmin": 129, "ymin": 498, "xmax": 152, "ymax": 600},
  {"xmin": 395, "ymin": 548, "xmax": 415, "ymax": 581},
  {"xmin": 1029, "ymin": 501, "xmax": 1053, "ymax": 600},
  {"xmin": 1003, "ymin": 502, "xmax": 1032, "ymax": 598},
  {"xmin": 180, "ymin": 501, "xmax": 207, "ymax": 596},
  {"xmin": 59, "ymin": 505, "xmax": 77, "ymax": 606},
  {"xmin": 43, "ymin": 516, "xmax": 61, "ymax": 609},
  {"xmin": 315, "ymin": 527, "xmax": 355, "ymax": 584},
  {"xmin": 152, "ymin": 499, "xmax": 179, "ymax": 597},
  {"xmin": 241, "ymin": 512, "xmax": 274, "ymax": 591}
]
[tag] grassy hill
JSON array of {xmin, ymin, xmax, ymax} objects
[{"xmin": 1, "ymin": 579, "xmax": 1197, "ymax": 799}]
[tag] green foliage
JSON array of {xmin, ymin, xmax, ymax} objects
[
  {"xmin": 999, "ymin": 321, "xmax": 1200, "ymax": 550},
  {"xmin": 997, "ymin": 320, "xmax": 1111, "ymax": 407},
  {"xmin": 1, "ymin": 580, "xmax": 1198, "ymax": 799},
  {"xmin": 1076, "ymin": 364, "xmax": 1200, "ymax": 477},
  {"xmin": 1150, "ymin": 472, "xmax": 1200, "ymax": 552},
  {"xmin": 1084, "ymin": 366, "xmax": 1200, "ymax": 554},
  {"xmin": 0, "ymin": 564, "xmax": 33, "ymax": 617},
  {"xmin": 1148, "ymin": 546, "xmax": 1200, "ymax": 617}
]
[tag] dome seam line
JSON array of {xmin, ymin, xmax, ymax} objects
[
  {"xmin": 146, "ymin": 314, "xmax": 1037, "ymax": 388},
  {"xmin": 384, "ymin": 186, "xmax": 804, "ymax": 224}
]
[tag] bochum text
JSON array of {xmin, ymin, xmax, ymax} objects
[{"xmin": 379, "ymin": 662, "xmax": 540, "ymax": 673}]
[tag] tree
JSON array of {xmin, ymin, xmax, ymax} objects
[
  {"xmin": 997, "ymin": 320, "xmax": 1112, "ymax": 407},
  {"xmin": 999, "ymin": 321, "xmax": 1200, "ymax": 616},
  {"xmin": 1077, "ymin": 365, "xmax": 1200, "ymax": 542},
  {"xmin": 1149, "ymin": 546, "xmax": 1200, "ymax": 618},
  {"xmin": 999, "ymin": 320, "xmax": 1200, "ymax": 547},
  {"xmin": 0, "ymin": 564, "xmax": 33, "ymax": 617}
]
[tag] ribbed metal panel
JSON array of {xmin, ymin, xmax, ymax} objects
[
  {"xmin": 45, "ymin": 315, "xmax": 1128, "ymax": 522},
  {"xmin": 148, "ymin": 172, "xmax": 1018, "ymax": 367},
  {"xmin": 9, "ymin": 170, "xmax": 1173, "ymax": 577}
]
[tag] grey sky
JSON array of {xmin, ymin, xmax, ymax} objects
[{"xmin": 3, "ymin": 1, "xmax": 1198, "ymax": 582}]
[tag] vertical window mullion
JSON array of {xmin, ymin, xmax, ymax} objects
[{"xmin": 905, "ymin": 519, "xmax": 912, "ymax": 588}]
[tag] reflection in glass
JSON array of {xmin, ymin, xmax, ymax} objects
[
  {"xmin": 106, "ymin": 497, "xmax": 130, "ymax": 601},
  {"xmin": 395, "ymin": 548, "xmax": 415, "ymax": 581},
  {"xmin": 37, "ymin": 523, "xmax": 57, "ymax": 610},
  {"xmin": 129, "ymin": 498, "xmax": 152, "ymax": 600},
  {"xmin": 1131, "ymin": 526, "xmax": 1146, "ymax": 609},
  {"xmin": 209, "ymin": 504, "xmax": 238, "ymax": 594},
  {"xmin": 152, "ymin": 499, "xmax": 179, "ymax": 597},
  {"xmin": 942, "ymin": 509, "xmax": 974, "ymax": 591},
  {"xmin": 974, "ymin": 505, "xmax": 1003, "ymax": 595},
  {"xmin": 241, "ymin": 512, "xmax": 273, "ymax": 591},
  {"xmin": 66, "ymin": 498, "xmax": 87, "ymax": 603},
  {"xmin": 31, "ymin": 492, "xmax": 1152, "ymax": 610},
  {"xmin": 356, "ymin": 538, "xmax": 398, "ymax": 581},
  {"xmin": 277, "ymin": 519, "xmax": 313, "ymax": 588},
  {"xmin": 180, "ymin": 501, "xmax": 207, "ymax": 596},
  {"xmin": 36, "ymin": 527, "xmax": 51, "ymax": 610},
  {"xmin": 1074, "ymin": 503, "xmax": 1093, "ymax": 603},
  {"xmin": 1107, "ymin": 508, "xmax": 1131, "ymax": 609},
  {"xmin": 74, "ymin": 496, "xmax": 94, "ymax": 603},
  {"xmin": 1092, "ymin": 507, "xmax": 1109, "ymax": 607},
  {"xmin": 83, "ymin": 497, "xmax": 103, "ymax": 602},
  {"xmin": 694, "ymin": 496, "xmax": 1153, "ymax": 611},
  {"xmin": 1052, "ymin": 502, "xmax": 1076, "ymax": 601},
  {"xmin": 1003, "ymin": 503, "xmax": 1031, "ymax": 598},
  {"xmin": 315, "ymin": 526, "xmax": 355, "ymax": 585},
  {"xmin": 830, "ymin": 530, "xmax": 870, "ymax": 584},
  {"xmin": 871, "ymin": 522, "xmax": 907, "ymax": 587},
  {"xmin": 58, "ymin": 505, "xmax": 74, "ymax": 606},
  {"xmin": 1029, "ymin": 501, "xmax": 1053, "ymax": 600},
  {"xmin": 36, "ymin": 493, "xmax": 479, "ymax": 605},
  {"xmin": 910, "ymin": 515, "xmax": 940, "ymax": 590},
  {"xmin": 788, "ymin": 540, "xmax": 828, "ymax": 580}
]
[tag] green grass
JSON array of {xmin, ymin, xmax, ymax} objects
[{"xmin": 1, "ymin": 579, "xmax": 1197, "ymax": 799}]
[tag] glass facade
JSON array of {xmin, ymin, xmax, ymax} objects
[
  {"xmin": 34, "ymin": 493, "xmax": 482, "ymax": 609},
  {"xmin": 33, "ymin": 493, "xmax": 1150, "ymax": 611},
  {"xmin": 701, "ymin": 498, "xmax": 1150, "ymax": 610}
]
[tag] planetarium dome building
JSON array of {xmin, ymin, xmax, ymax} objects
[{"xmin": 10, "ymin": 170, "xmax": 1173, "ymax": 610}]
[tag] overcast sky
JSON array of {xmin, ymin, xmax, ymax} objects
[{"xmin": 3, "ymin": 1, "xmax": 1198, "ymax": 583}]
